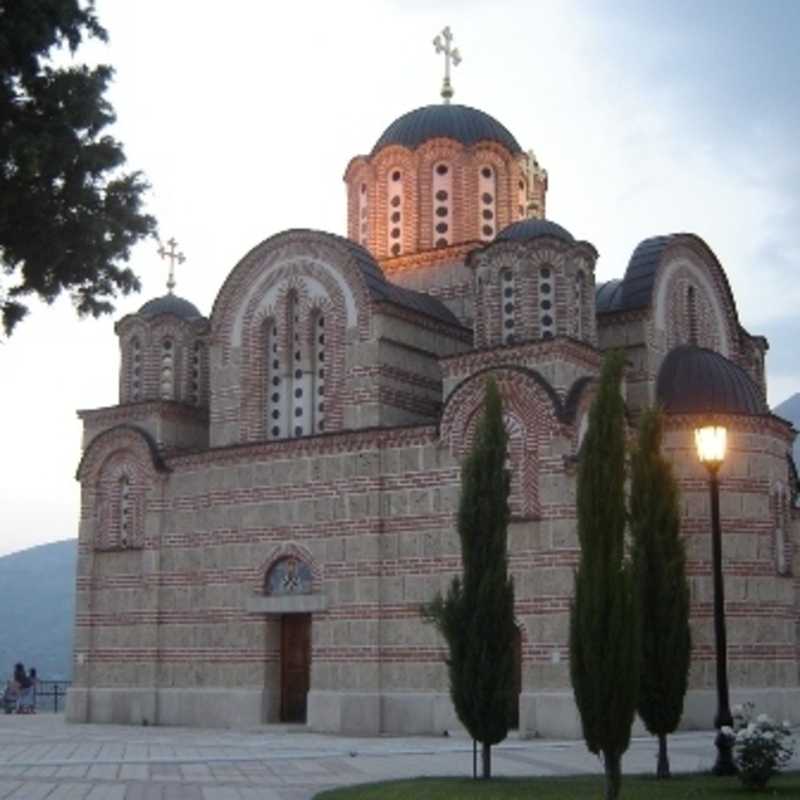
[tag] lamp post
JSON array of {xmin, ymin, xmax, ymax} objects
[{"xmin": 694, "ymin": 423, "xmax": 736, "ymax": 776}]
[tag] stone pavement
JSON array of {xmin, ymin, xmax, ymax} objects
[{"xmin": 0, "ymin": 714, "xmax": 798, "ymax": 799}]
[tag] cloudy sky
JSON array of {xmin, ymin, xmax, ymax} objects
[{"xmin": 1, "ymin": 0, "xmax": 798, "ymax": 557}]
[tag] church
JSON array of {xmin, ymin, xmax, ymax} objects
[{"xmin": 67, "ymin": 32, "xmax": 799, "ymax": 736}]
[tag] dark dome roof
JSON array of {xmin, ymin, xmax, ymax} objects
[
  {"xmin": 138, "ymin": 294, "xmax": 203, "ymax": 320},
  {"xmin": 372, "ymin": 104, "xmax": 522, "ymax": 154},
  {"xmin": 656, "ymin": 345, "xmax": 767, "ymax": 416},
  {"xmin": 496, "ymin": 218, "xmax": 575, "ymax": 244}
]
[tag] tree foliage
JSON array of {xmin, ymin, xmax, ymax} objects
[
  {"xmin": 424, "ymin": 377, "xmax": 516, "ymax": 779},
  {"xmin": 569, "ymin": 351, "xmax": 639, "ymax": 800},
  {"xmin": 630, "ymin": 407, "xmax": 691, "ymax": 779},
  {"xmin": 0, "ymin": 0, "xmax": 156, "ymax": 334}
]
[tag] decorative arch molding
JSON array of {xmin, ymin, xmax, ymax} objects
[
  {"xmin": 77, "ymin": 425, "xmax": 168, "ymax": 484},
  {"xmin": 255, "ymin": 541, "xmax": 322, "ymax": 595},
  {"xmin": 439, "ymin": 366, "xmax": 565, "ymax": 519},
  {"xmin": 245, "ymin": 541, "xmax": 327, "ymax": 615},
  {"xmin": 651, "ymin": 240, "xmax": 740, "ymax": 358},
  {"xmin": 210, "ymin": 230, "xmax": 376, "ymax": 354},
  {"xmin": 77, "ymin": 425, "xmax": 167, "ymax": 551}
]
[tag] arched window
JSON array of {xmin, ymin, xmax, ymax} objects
[
  {"xmin": 265, "ymin": 557, "xmax": 313, "ymax": 596},
  {"xmin": 478, "ymin": 166, "xmax": 496, "ymax": 241},
  {"xmin": 160, "ymin": 338, "xmax": 174, "ymax": 399},
  {"xmin": 574, "ymin": 271, "xmax": 585, "ymax": 339},
  {"xmin": 129, "ymin": 337, "xmax": 142, "ymax": 401},
  {"xmin": 358, "ymin": 182, "xmax": 369, "ymax": 247},
  {"xmin": 266, "ymin": 296, "xmax": 324, "ymax": 440},
  {"xmin": 539, "ymin": 266, "xmax": 556, "ymax": 338},
  {"xmin": 387, "ymin": 168, "xmax": 403, "ymax": 256},
  {"xmin": 687, "ymin": 285, "xmax": 698, "ymax": 345},
  {"xmin": 432, "ymin": 162, "xmax": 452, "ymax": 247},
  {"xmin": 500, "ymin": 268, "xmax": 516, "ymax": 345}
]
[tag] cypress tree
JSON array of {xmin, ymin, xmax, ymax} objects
[
  {"xmin": 569, "ymin": 351, "xmax": 639, "ymax": 800},
  {"xmin": 424, "ymin": 377, "xmax": 515, "ymax": 779},
  {"xmin": 630, "ymin": 408, "xmax": 691, "ymax": 778}
]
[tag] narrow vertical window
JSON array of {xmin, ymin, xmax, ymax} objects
[
  {"xmin": 501, "ymin": 269, "xmax": 515, "ymax": 344},
  {"xmin": 358, "ymin": 182, "xmax": 369, "ymax": 247},
  {"xmin": 687, "ymin": 286, "xmax": 698, "ymax": 345},
  {"xmin": 266, "ymin": 320, "xmax": 283, "ymax": 439},
  {"xmin": 160, "ymin": 339, "xmax": 174, "ymax": 399},
  {"xmin": 284, "ymin": 296, "xmax": 299, "ymax": 437},
  {"xmin": 119, "ymin": 475, "xmax": 131, "ymax": 548},
  {"xmin": 432, "ymin": 162, "xmax": 452, "ymax": 247},
  {"xmin": 130, "ymin": 337, "xmax": 141, "ymax": 401},
  {"xmin": 478, "ymin": 166, "xmax": 496, "ymax": 241},
  {"xmin": 190, "ymin": 341, "xmax": 203, "ymax": 405},
  {"xmin": 516, "ymin": 176, "xmax": 527, "ymax": 219},
  {"xmin": 539, "ymin": 266, "xmax": 555, "ymax": 339},
  {"xmin": 313, "ymin": 314, "xmax": 326, "ymax": 432},
  {"xmin": 574, "ymin": 271, "xmax": 585, "ymax": 339},
  {"xmin": 287, "ymin": 293, "xmax": 311, "ymax": 438},
  {"xmin": 387, "ymin": 169, "xmax": 403, "ymax": 256}
]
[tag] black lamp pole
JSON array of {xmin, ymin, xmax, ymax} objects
[{"xmin": 706, "ymin": 462, "xmax": 736, "ymax": 775}]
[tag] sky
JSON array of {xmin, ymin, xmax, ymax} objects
[{"xmin": 1, "ymin": 0, "xmax": 799, "ymax": 557}]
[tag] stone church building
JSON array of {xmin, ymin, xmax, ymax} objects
[{"xmin": 67, "ymin": 93, "xmax": 799, "ymax": 736}]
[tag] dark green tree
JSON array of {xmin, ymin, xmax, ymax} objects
[
  {"xmin": 0, "ymin": 0, "xmax": 156, "ymax": 335},
  {"xmin": 424, "ymin": 377, "xmax": 516, "ymax": 779},
  {"xmin": 569, "ymin": 351, "xmax": 639, "ymax": 800},
  {"xmin": 630, "ymin": 407, "xmax": 691, "ymax": 778}
]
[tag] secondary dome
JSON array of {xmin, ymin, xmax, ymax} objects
[
  {"xmin": 496, "ymin": 218, "xmax": 575, "ymax": 244},
  {"xmin": 372, "ymin": 104, "xmax": 523, "ymax": 155},
  {"xmin": 656, "ymin": 345, "xmax": 767, "ymax": 416},
  {"xmin": 138, "ymin": 294, "xmax": 203, "ymax": 320}
]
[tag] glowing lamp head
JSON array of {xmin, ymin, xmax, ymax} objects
[{"xmin": 695, "ymin": 424, "xmax": 727, "ymax": 470}]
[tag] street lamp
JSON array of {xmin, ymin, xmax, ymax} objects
[{"xmin": 694, "ymin": 423, "xmax": 736, "ymax": 776}]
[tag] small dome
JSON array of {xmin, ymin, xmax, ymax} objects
[
  {"xmin": 372, "ymin": 104, "xmax": 522, "ymax": 155},
  {"xmin": 656, "ymin": 345, "xmax": 767, "ymax": 416},
  {"xmin": 496, "ymin": 218, "xmax": 575, "ymax": 244},
  {"xmin": 138, "ymin": 294, "xmax": 202, "ymax": 320}
]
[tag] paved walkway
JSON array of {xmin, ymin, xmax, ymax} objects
[{"xmin": 0, "ymin": 713, "xmax": 797, "ymax": 799}]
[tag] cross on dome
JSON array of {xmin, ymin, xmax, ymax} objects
[
  {"xmin": 158, "ymin": 237, "xmax": 186, "ymax": 295},
  {"xmin": 433, "ymin": 26, "xmax": 462, "ymax": 104}
]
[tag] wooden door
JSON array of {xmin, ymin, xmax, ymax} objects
[{"xmin": 280, "ymin": 614, "xmax": 311, "ymax": 722}]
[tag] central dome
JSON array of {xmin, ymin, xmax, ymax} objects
[{"xmin": 372, "ymin": 104, "xmax": 523, "ymax": 155}]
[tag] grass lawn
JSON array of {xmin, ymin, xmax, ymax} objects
[{"xmin": 315, "ymin": 772, "xmax": 800, "ymax": 799}]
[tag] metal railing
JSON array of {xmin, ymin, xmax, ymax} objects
[{"xmin": 33, "ymin": 680, "xmax": 71, "ymax": 713}]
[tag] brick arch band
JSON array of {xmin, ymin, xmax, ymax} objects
[{"xmin": 439, "ymin": 367, "xmax": 566, "ymax": 519}]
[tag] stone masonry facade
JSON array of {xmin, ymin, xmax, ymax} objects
[{"xmin": 67, "ymin": 103, "xmax": 800, "ymax": 737}]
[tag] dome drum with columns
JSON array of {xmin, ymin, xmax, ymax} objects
[{"xmin": 70, "ymin": 33, "xmax": 799, "ymax": 735}]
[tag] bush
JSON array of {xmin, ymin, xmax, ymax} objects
[{"xmin": 722, "ymin": 702, "xmax": 795, "ymax": 790}]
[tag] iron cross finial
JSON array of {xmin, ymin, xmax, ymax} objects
[
  {"xmin": 157, "ymin": 237, "xmax": 186, "ymax": 295},
  {"xmin": 433, "ymin": 26, "xmax": 462, "ymax": 104}
]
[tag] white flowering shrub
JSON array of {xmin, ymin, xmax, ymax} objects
[{"xmin": 721, "ymin": 702, "xmax": 795, "ymax": 790}]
